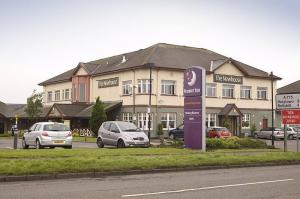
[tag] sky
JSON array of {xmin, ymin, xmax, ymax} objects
[{"xmin": 0, "ymin": 0, "xmax": 299, "ymax": 104}]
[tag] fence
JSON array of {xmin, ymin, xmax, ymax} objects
[{"xmin": 72, "ymin": 128, "xmax": 94, "ymax": 137}]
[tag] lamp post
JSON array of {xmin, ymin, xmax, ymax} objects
[
  {"xmin": 148, "ymin": 63, "xmax": 154, "ymax": 144},
  {"xmin": 270, "ymin": 71, "xmax": 274, "ymax": 147}
]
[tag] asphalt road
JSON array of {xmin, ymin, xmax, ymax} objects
[
  {"xmin": 0, "ymin": 138, "xmax": 97, "ymax": 149},
  {"xmin": 1, "ymin": 165, "xmax": 300, "ymax": 199}
]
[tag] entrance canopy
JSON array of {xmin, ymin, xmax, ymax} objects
[{"xmin": 219, "ymin": 103, "xmax": 242, "ymax": 116}]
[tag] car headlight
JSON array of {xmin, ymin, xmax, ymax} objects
[{"xmin": 124, "ymin": 135, "xmax": 133, "ymax": 141}]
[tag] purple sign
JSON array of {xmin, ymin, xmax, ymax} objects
[{"xmin": 184, "ymin": 66, "xmax": 206, "ymax": 150}]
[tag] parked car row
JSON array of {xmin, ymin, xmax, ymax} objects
[
  {"xmin": 168, "ymin": 124, "xmax": 232, "ymax": 139},
  {"xmin": 254, "ymin": 126, "xmax": 300, "ymax": 140}
]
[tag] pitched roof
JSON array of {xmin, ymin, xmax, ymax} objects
[
  {"xmin": 219, "ymin": 103, "xmax": 243, "ymax": 116},
  {"xmin": 0, "ymin": 101, "xmax": 26, "ymax": 118},
  {"xmin": 39, "ymin": 43, "xmax": 280, "ymax": 86},
  {"xmin": 277, "ymin": 80, "xmax": 300, "ymax": 94}
]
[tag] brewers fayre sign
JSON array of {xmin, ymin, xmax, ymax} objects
[
  {"xmin": 184, "ymin": 66, "xmax": 206, "ymax": 150},
  {"xmin": 97, "ymin": 77, "xmax": 119, "ymax": 88},
  {"xmin": 213, "ymin": 74, "xmax": 243, "ymax": 84}
]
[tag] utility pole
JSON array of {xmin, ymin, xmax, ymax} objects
[{"xmin": 270, "ymin": 72, "xmax": 275, "ymax": 147}]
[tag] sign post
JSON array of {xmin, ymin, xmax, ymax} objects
[
  {"xmin": 183, "ymin": 66, "xmax": 206, "ymax": 150},
  {"xmin": 281, "ymin": 109, "xmax": 300, "ymax": 152}
]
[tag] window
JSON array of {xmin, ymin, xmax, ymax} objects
[
  {"xmin": 65, "ymin": 89, "xmax": 70, "ymax": 100},
  {"xmin": 240, "ymin": 86, "xmax": 251, "ymax": 99},
  {"xmin": 206, "ymin": 83, "xmax": 216, "ymax": 97},
  {"xmin": 123, "ymin": 112, "xmax": 133, "ymax": 123},
  {"xmin": 110, "ymin": 123, "xmax": 120, "ymax": 133},
  {"xmin": 79, "ymin": 83, "xmax": 85, "ymax": 102},
  {"xmin": 161, "ymin": 80, "xmax": 176, "ymax": 95},
  {"xmin": 137, "ymin": 112, "xmax": 153, "ymax": 130},
  {"xmin": 222, "ymin": 84, "xmax": 234, "ymax": 98},
  {"xmin": 206, "ymin": 113, "xmax": 217, "ymax": 127},
  {"xmin": 47, "ymin": 91, "xmax": 52, "ymax": 102},
  {"xmin": 161, "ymin": 113, "xmax": 176, "ymax": 130},
  {"xmin": 103, "ymin": 122, "xmax": 111, "ymax": 131},
  {"xmin": 138, "ymin": 79, "xmax": 152, "ymax": 94},
  {"xmin": 242, "ymin": 113, "xmax": 251, "ymax": 129},
  {"xmin": 62, "ymin": 90, "xmax": 65, "ymax": 100},
  {"xmin": 122, "ymin": 80, "xmax": 132, "ymax": 95},
  {"xmin": 257, "ymin": 87, "xmax": 267, "ymax": 100},
  {"xmin": 54, "ymin": 90, "xmax": 60, "ymax": 101}
]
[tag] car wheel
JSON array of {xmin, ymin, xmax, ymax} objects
[
  {"xmin": 22, "ymin": 138, "xmax": 29, "ymax": 149},
  {"xmin": 36, "ymin": 140, "xmax": 43, "ymax": 149},
  {"xmin": 97, "ymin": 138, "xmax": 104, "ymax": 148},
  {"xmin": 253, "ymin": 133, "xmax": 258, "ymax": 139},
  {"xmin": 117, "ymin": 139, "xmax": 125, "ymax": 148},
  {"xmin": 169, "ymin": 134, "xmax": 175, "ymax": 140},
  {"xmin": 288, "ymin": 134, "xmax": 294, "ymax": 140}
]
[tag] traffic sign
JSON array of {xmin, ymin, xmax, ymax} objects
[
  {"xmin": 282, "ymin": 109, "xmax": 300, "ymax": 124},
  {"xmin": 276, "ymin": 94, "xmax": 300, "ymax": 110}
]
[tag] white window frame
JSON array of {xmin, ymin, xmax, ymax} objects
[
  {"xmin": 240, "ymin": 86, "xmax": 251, "ymax": 99},
  {"xmin": 137, "ymin": 112, "xmax": 153, "ymax": 130},
  {"xmin": 257, "ymin": 87, "xmax": 267, "ymax": 100},
  {"xmin": 65, "ymin": 89, "xmax": 70, "ymax": 100},
  {"xmin": 206, "ymin": 113, "xmax": 217, "ymax": 127},
  {"xmin": 161, "ymin": 113, "xmax": 176, "ymax": 130},
  {"xmin": 222, "ymin": 84, "xmax": 234, "ymax": 98},
  {"xmin": 62, "ymin": 90, "xmax": 65, "ymax": 100},
  {"xmin": 47, "ymin": 91, "xmax": 52, "ymax": 103},
  {"xmin": 122, "ymin": 80, "xmax": 132, "ymax": 95},
  {"xmin": 161, "ymin": 80, "xmax": 176, "ymax": 95},
  {"xmin": 137, "ymin": 79, "xmax": 152, "ymax": 94},
  {"xmin": 54, "ymin": 90, "xmax": 60, "ymax": 101},
  {"xmin": 122, "ymin": 112, "xmax": 133, "ymax": 123},
  {"xmin": 242, "ymin": 113, "xmax": 251, "ymax": 129},
  {"xmin": 206, "ymin": 83, "xmax": 217, "ymax": 97}
]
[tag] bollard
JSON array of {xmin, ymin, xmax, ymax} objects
[{"xmin": 13, "ymin": 130, "xmax": 18, "ymax": 149}]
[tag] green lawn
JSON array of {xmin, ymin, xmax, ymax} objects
[
  {"xmin": 0, "ymin": 148, "xmax": 300, "ymax": 176},
  {"xmin": 72, "ymin": 136, "xmax": 97, "ymax": 143}
]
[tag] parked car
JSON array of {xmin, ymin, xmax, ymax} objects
[
  {"xmin": 253, "ymin": 127, "xmax": 284, "ymax": 140},
  {"xmin": 287, "ymin": 126, "xmax": 300, "ymax": 139},
  {"xmin": 97, "ymin": 121, "xmax": 149, "ymax": 148},
  {"xmin": 168, "ymin": 124, "xmax": 184, "ymax": 139},
  {"xmin": 22, "ymin": 122, "xmax": 72, "ymax": 149},
  {"xmin": 207, "ymin": 127, "xmax": 232, "ymax": 138}
]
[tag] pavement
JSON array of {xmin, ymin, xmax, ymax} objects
[{"xmin": 1, "ymin": 165, "xmax": 300, "ymax": 199}]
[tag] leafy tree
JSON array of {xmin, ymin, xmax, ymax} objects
[
  {"xmin": 89, "ymin": 97, "xmax": 107, "ymax": 136},
  {"xmin": 222, "ymin": 116, "xmax": 231, "ymax": 129},
  {"xmin": 24, "ymin": 90, "xmax": 43, "ymax": 123}
]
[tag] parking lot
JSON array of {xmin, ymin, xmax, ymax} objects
[{"xmin": 1, "ymin": 137, "xmax": 300, "ymax": 151}]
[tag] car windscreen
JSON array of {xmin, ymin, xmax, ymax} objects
[
  {"xmin": 117, "ymin": 122, "xmax": 141, "ymax": 132},
  {"xmin": 215, "ymin": 128, "xmax": 228, "ymax": 131},
  {"xmin": 43, "ymin": 124, "xmax": 70, "ymax": 131}
]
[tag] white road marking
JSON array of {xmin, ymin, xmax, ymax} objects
[{"xmin": 122, "ymin": 178, "xmax": 294, "ymax": 197}]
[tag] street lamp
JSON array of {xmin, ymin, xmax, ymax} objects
[
  {"xmin": 147, "ymin": 63, "xmax": 154, "ymax": 144},
  {"xmin": 270, "ymin": 71, "xmax": 274, "ymax": 147}
]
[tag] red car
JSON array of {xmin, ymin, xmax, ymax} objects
[{"xmin": 208, "ymin": 127, "xmax": 232, "ymax": 138}]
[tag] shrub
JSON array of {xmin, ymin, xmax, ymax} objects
[{"xmin": 206, "ymin": 137, "xmax": 267, "ymax": 150}]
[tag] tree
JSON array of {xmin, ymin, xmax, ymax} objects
[
  {"xmin": 157, "ymin": 123, "xmax": 164, "ymax": 145},
  {"xmin": 24, "ymin": 90, "xmax": 43, "ymax": 123},
  {"xmin": 89, "ymin": 97, "xmax": 107, "ymax": 136}
]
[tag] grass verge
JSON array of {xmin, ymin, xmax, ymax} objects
[{"xmin": 0, "ymin": 148, "xmax": 300, "ymax": 176}]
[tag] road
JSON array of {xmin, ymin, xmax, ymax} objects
[
  {"xmin": 0, "ymin": 138, "xmax": 97, "ymax": 149},
  {"xmin": 1, "ymin": 165, "xmax": 300, "ymax": 199}
]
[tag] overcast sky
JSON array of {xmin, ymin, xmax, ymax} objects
[{"xmin": 0, "ymin": 0, "xmax": 299, "ymax": 103}]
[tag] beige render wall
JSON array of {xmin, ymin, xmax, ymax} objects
[
  {"xmin": 206, "ymin": 63, "xmax": 275, "ymax": 109},
  {"xmin": 43, "ymin": 81, "xmax": 72, "ymax": 105},
  {"xmin": 76, "ymin": 67, "xmax": 88, "ymax": 75}
]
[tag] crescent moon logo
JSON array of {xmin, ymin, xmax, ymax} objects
[{"xmin": 187, "ymin": 71, "xmax": 197, "ymax": 86}]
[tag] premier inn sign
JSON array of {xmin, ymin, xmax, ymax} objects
[
  {"xmin": 213, "ymin": 74, "xmax": 243, "ymax": 84},
  {"xmin": 97, "ymin": 77, "xmax": 119, "ymax": 88}
]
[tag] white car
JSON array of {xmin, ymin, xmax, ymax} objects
[
  {"xmin": 22, "ymin": 122, "xmax": 72, "ymax": 149},
  {"xmin": 287, "ymin": 127, "xmax": 300, "ymax": 139},
  {"xmin": 254, "ymin": 127, "xmax": 284, "ymax": 140},
  {"xmin": 97, "ymin": 121, "xmax": 149, "ymax": 148}
]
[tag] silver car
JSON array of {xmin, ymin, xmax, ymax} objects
[
  {"xmin": 97, "ymin": 121, "xmax": 149, "ymax": 148},
  {"xmin": 254, "ymin": 127, "xmax": 284, "ymax": 140},
  {"xmin": 22, "ymin": 122, "xmax": 72, "ymax": 149}
]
